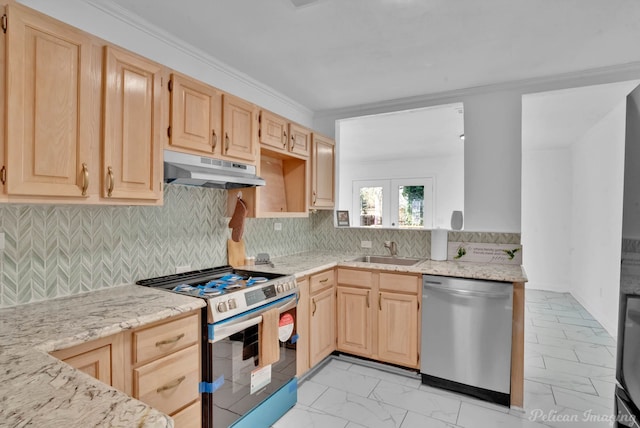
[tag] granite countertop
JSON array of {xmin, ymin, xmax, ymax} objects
[
  {"xmin": 0, "ymin": 285, "xmax": 205, "ymax": 428},
  {"xmin": 0, "ymin": 252, "xmax": 526, "ymax": 427},
  {"xmin": 243, "ymin": 251, "xmax": 528, "ymax": 283}
]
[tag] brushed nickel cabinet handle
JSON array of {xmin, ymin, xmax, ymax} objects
[
  {"xmin": 212, "ymin": 130, "xmax": 217, "ymax": 151},
  {"xmin": 156, "ymin": 375, "xmax": 186, "ymax": 393},
  {"xmin": 155, "ymin": 333, "xmax": 184, "ymax": 347},
  {"xmin": 312, "ymin": 191, "xmax": 317, "ymax": 204},
  {"xmin": 0, "ymin": 165, "xmax": 6, "ymax": 185},
  {"xmin": 378, "ymin": 293, "xmax": 382, "ymax": 310},
  {"xmin": 283, "ymin": 130, "xmax": 287, "ymax": 148},
  {"xmin": 319, "ymin": 278, "xmax": 328, "ymax": 283},
  {"xmin": 81, "ymin": 163, "xmax": 89, "ymax": 196},
  {"xmin": 366, "ymin": 291, "xmax": 370, "ymax": 308},
  {"xmin": 225, "ymin": 133, "xmax": 230, "ymax": 153},
  {"xmin": 312, "ymin": 298, "xmax": 317, "ymax": 316},
  {"xmin": 106, "ymin": 166, "xmax": 114, "ymax": 197}
]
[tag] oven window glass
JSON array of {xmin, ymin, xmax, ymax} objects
[{"xmin": 211, "ymin": 312, "xmax": 297, "ymax": 427}]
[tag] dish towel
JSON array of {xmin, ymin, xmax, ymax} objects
[
  {"xmin": 259, "ymin": 308, "xmax": 281, "ymax": 367},
  {"xmin": 228, "ymin": 197, "xmax": 247, "ymax": 242}
]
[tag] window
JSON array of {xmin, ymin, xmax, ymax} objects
[{"xmin": 352, "ymin": 178, "xmax": 434, "ymax": 228}]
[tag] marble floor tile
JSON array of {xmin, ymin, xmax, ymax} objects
[
  {"xmin": 272, "ymin": 404, "xmax": 349, "ymax": 428},
  {"xmin": 274, "ymin": 289, "xmax": 620, "ymax": 428},
  {"xmin": 456, "ymin": 402, "xmax": 551, "ymax": 428},
  {"xmin": 346, "ymin": 363, "xmax": 422, "ymax": 389},
  {"xmin": 527, "ymin": 324, "xmax": 568, "ymax": 340},
  {"xmin": 370, "ymin": 380, "xmax": 461, "ymax": 424},
  {"xmin": 556, "ymin": 316, "xmax": 603, "ymax": 328},
  {"xmin": 312, "ymin": 387, "xmax": 407, "ymax": 428},
  {"xmin": 525, "ymin": 341, "xmax": 579, "ymax": 362},
  {"xmin": 298, "ymin": 380, "xmax": 329, "ymax": 406},
  {"xmin": 400, "ymin": 410, "xmax": 463, "ymax": 428},
  {"xmin": 524, "ymin": 365, "xmax": 598, "ymax": 395},
  {"xmin": 310, "ymin": 364, "xmax": 380, "ymax": 397},
  {"xmin": 528, "ymin": 306, "xmax": 585, "ymax": 319}
]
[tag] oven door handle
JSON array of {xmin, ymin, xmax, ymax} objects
[{"xmin": 210, "ymin": 293, "xmax": 297, "ymax": 343}]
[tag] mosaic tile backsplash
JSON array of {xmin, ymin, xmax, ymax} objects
[{"xmin": 0, "ymin": 185, "xmax": 520, "ymax": 307}]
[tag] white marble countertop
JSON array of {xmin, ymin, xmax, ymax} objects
[
  {"xmin": 242, "ymin": 251, "xmax": 528, "ymax": 283},
  {"xmin": 0, "ymin": 285, "xmax": 205, "ymax": 428}
]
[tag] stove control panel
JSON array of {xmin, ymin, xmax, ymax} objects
[{"xmin": 208, "ymin": 275, "xmax": 298, "ymax": 322}]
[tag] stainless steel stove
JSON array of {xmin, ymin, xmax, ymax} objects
[
  {"xmin": 137, "ymin": 266, "xmax": 299, "ymax": 428},
  {"xmin": 136, "ymin": 266, "xmax": 297, "ymax": 323}
]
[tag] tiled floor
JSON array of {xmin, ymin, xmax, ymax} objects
[{"xmin": 273, "ymin": 289, "xmax": 617, "ymax": 427}]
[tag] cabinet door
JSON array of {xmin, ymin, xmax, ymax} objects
[
  {"xmin": 337, "ymin": 286, "xmax": 373, "ymax": 357},
  {"xmin": 222, "ymin": 93, "xmax": 257, "ymax": 163},
  {"xmin": 378, "ymin": 292, "xmax": 419, "ymax": 368},
  {"xmin": 309, "ymin": 287, "xmax": 336, "ymax": 367},
  {"xmin": 296, "ymin": 277, "xmax": 310, "ymax": 377},
  {"xmin": 5, "ymin": 4, "xmax": 92, "ymax": 198},
  {"xmin": 310, "ymin": 133, "xmax": 335, "ymax": 209},
  {"xmin": 288, "ymin": 123, "xmax": 311, "ymax": 157},
  {"xmin": 169, "ymin": 72, "xmax": 221, "ymax": 155},
  {"xmin": 50, "ymin": 333, "xmax": 125, "ymax": 391},
  {"xmin": 259, "ymin": 110, "xmax": 288, "ymax": 151},
  {"xmin": 103, "ymin": 46, "xmax": 163, "ymax": 201}
]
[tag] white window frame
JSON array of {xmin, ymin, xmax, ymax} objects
[{"xmin": 352, "ymin": 177, "xmax": 434, "ymax": 228}]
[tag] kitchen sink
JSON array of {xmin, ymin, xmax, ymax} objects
[{"xmin": 350, "ymin": 255, "xmax": 422, "ymax": 266}]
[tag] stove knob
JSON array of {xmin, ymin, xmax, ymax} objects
[
  {"xmin": 277, "ymin": 284, "xmax": 284, "ymax": 293},
  {"xmin": 228, "ymin": 298, "xmax": 237, "ymax": 310},
  {"xmin": 217, "ymin": 301, "xmax": 228, "ymax": 313}
]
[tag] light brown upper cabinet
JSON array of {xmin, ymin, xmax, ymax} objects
[
  {"xmin": 259, "ymin": 110, "xmax": 288, "ymax": 152},
  {"xmin": 259, "ymin": 110, "xmax": 310, "ymax": 158},
  {"xmin": 310, "ymin": 133, "xmax": 335, "ymax": 209},
  {"xmin": 102, "ymin": 46, "xmax": 163, "ymax": 202},
  {"xmin": 168, "ymin": 72, "xmax": 221, "ymax": 155},
  {"xmin": 4, "ymin": 3, "xmax": 94, "ymax": 199},
  {"xmin": 288, "ymin": 123, "xmax": 311, "ymax": 157},
  {"xmin": 222, "ymin": 93, "xmax": 257, "ymax": 164}
]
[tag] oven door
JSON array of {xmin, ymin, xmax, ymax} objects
[{"xmin": 204, "ymin": 294, "xmax": 298, "ymax": 428}]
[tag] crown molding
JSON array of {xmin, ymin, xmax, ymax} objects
[
  {"xmin": 84, "ymin": 0, "xmax": 313, "ymax": 118},
  {"xmin": 315, "ymin": 61, "xmax": 640, "ymax": 120}
]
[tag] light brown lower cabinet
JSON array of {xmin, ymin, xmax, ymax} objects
[
  {"xmin": 302, "ymin": 269, "xmax": 336, "ymax": 370},
  {"xmin": 337, "ymin": 268, "xmax": 421, "ymax": 369},
  {"xmin": 50, "ymin": 310, "xmax": 202, "ymax": 427}
]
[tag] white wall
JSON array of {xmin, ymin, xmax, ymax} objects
[
  {"xmin": 17, "ymin": 0, "xmax": 314, "ymax": 127},
  {"xmin": 463, "ymin": 91, "xmax": 522, "ymax": 232},
  {"xmin": 521, "ymin": 148, "xmax": 572, "ymax": 292},
  {"xmin": 339, "ymin": 154, "xmax": 464, "ymax": 229},
  {"xmin": 569, "ymin": 102, "xmax": 625, "ymax": 336}
]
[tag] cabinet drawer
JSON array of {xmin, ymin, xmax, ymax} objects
[
  {"xmin": 134, "ymin": 345, "xmax": 200, "ymax": 416},
  {"xmin": 133, "ymin": 313, "xmax": 199, "ymax": 364},
  {"xmin": 379, "ymin": 273, "xmax": 420, "ymax": 294},
  {"xmin": 310, "ymin": 269, "xmax": 334, "ymax": 294},
  {"xmin": 171, "ymin": 399, "xmax": 201, "ymax": 428},
  {"xmin": 337, "ymin": 268, "xmax": 372, "ymax": 288}
]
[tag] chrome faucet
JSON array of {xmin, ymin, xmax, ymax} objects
[{"xmin": 384, "ymin": 241, "xmax": 398, "ymax": 257}]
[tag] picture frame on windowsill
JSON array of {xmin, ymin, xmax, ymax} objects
[{"xmin": 336, "ymin": 210, "xmax": 350, "ymax": 227}]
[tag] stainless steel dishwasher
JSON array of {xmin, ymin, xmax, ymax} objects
[{"xmin": 421, "ymin": 275, "xmax": 513, "ymax": 406}]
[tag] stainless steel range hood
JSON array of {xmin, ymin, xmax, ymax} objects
[{"xmin": 164, "ymin": 150, "xmax": 265, "ymax": 189}]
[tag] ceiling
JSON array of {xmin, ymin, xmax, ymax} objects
[{"xmin": 105, "ymin": 0, "xmax": 640, "ymax": 112}]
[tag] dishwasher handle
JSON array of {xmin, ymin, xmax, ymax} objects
[{"xmin": 423, "ymin": 280, "xmax": 512, "ymax": 299}]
